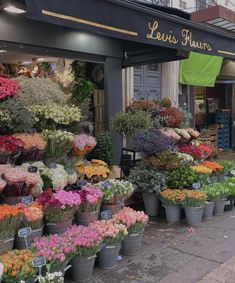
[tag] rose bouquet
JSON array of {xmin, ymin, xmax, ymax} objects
[
  {"xmin": 15, "ymin": 133, "xmax": 46, "ymax": 162},
  {"xmin": 75, "ymin": 159, "xmax": 110, "ymax": 182},
  {"xmin": 113, "ymin": 207, "xmax": 149, "ymax": 234},
  {"xmin": 73, "ymin": 134, "xmax": 96, "ymax": 156},
  {"xmin": 33, "ymin": 234, "xmax": 74, "ymax": 271},
  {"xmin": 63, "ymin": 225, "xmax": 102, "ymax": 256},
  {"xmin": 159, "ymin": 189, "xmax": 186, "ymax": 206},
  {"xmin": 0, "ymin": 250, "xmax": 36, "ymax": 282},
  {"xmin": 0, "ymin": 204, "xmax": 22, "ymax": 240},
  {"xmin": 133, "ymin": 129, "xmax": 174, "ymax": 155},
  {"xmin": 89, "ymin": 219, "xmax": 128, "ymax": 245},
  {"xmin": 36, "ymin": 189, "xmax": 81, "ymax": 223},
  {"xmin": 76, "ymin": 186, "xmax": 103, "ymax": 212},
  {"xmin": 97, "ymin": 179, "xmax": 134, "ymax": 205},
  {"xmin": 0, "ymin": 135, "xmax": 24, "ymax": 164},
  {"xmin": 0, "ymin": 76, "xmax": 20, "ymax": 100}
]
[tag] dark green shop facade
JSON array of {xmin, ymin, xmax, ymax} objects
[{"xmin": 1, "ymin": 0, "xmax": 235, "ymax": 160}]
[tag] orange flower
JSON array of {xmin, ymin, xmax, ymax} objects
[
  {"xmin": 201, "ymin": 161, "xmax": 224, "ymax": 171},
  {"xmin": 0, "ymin": 205, "xmax": 22, "ymax": 220}
]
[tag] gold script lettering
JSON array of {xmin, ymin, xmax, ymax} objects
[
  {"xmin": 147, "ymin": 20, "xmax": 178, "ymax": 45},
  {"xmin": 182, "ymin": 29, "xmax": 212, "ymax": 51}
]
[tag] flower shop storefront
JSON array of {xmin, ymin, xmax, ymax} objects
[{"xmin": 1, "ymin": 1, "xmax": 235, "ymax": 282}]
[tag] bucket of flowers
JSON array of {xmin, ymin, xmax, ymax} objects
[
  {"xmin": 0, "ymin": 249, "xmax": 37, "ymax": 283},
  {"xmin": 14, "ymin": 202, "xmax": 44, "ymax": 249},
  {"xmin": 89, "ymin": 219, "xmax": 128, "ymax": 270},
  {"xmin": 113, "ymin": 207, "xmax": 149, "ymax": 256},
  {"xmin": 97, "ymin": 179, "xmax": 134, "ymax": 214},
  {"xmin": 72, "ymin": 134, "xmax": 96, "ymax": 156},
  {"xmin": 36, "ymin": 189, "xmax": 81, "ymax": 234},
  {"xmin": 159, "ymin": 189, "xmax": 186, "ymax": 222},
  {"xmin": 75, "ymin": 186, "xmax": 103, "ymax": 226},
  {"xmin": 64, "ymin": 225, "xmax": 102, "ymax": 282},
  {"xmin": 0, "ymin": 204, "xmax": 22, "ymax": 255},
  {"xmin": 0, "ymin": 135, "xmax": 24, "ymax": 164}
]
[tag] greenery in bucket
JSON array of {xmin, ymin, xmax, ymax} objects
[
  {"xmin": 128, "ymin": 165, "xmax": 166, "ymax": 194},
  {"xmin": 216, "ymin": 160, "xmax": 235, "ymax": 176},
  {"xmin": 159, "ymin": 189, "xmax": 186, "ymax": 206},
  {"xmin": 201, "ymin": 183, "xmax": 230, "ymax": 200},
  {"xmin": 166, "ymin": 166, "xmax": 197, "ymax": 189},
  {"xmin": 183, "ymin": 190, "xmax": 207, "ymax": 207},
  {"xmin": 111, "ymin": 111, "xmax": 153, "ymax": 136}
]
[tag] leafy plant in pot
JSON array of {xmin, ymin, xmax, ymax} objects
[
  {"xmin": 221, "ymin": 178, "xmax": 235, "ymax": 211},
  {"xmin": 166, "ymin": 166, "xmax": 198, "ymax": 189},
  {"xmin": 159, "ymin": 189, "xmax": 186, "ymax": 222},
  {"xmin": 200, "ymin": 185, "xmax": 218, "ymax": 220},
  {"xmin": 113, "ymin": 207, "xmax": 149, "ymax": 256},
  {"xmin": 128, "ymin": 165, "xmax": 166, "ymax": 216},
  {"xmin": 182, "ymin": 190, "xmax": 207, "ymax": 226},
  {"xmin": 111, "ymin": 111, "xmax": 153, "ymax": 148}
]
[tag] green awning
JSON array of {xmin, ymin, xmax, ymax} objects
[{"xmin": 179, "ymin": 52, "xmax": 223, "ymax": 87}]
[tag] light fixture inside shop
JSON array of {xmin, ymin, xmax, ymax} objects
[
  {"xmin": 0, "ymin": 50, "xmax": 7, "ymax": 53},
  {"xmin": 3, "ymin": 5, "xmax": 26, "ymax": 14}
]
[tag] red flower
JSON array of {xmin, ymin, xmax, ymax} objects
[{"xmin": 0, "ymin": 77, "xmax": 20, "ymax": 100}]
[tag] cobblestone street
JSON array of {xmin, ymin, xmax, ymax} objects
[{"xmin": 66, "ymin": 208, "xmax": 235, "ymax": 283}]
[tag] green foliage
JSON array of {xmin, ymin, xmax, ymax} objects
[
  {"xmin": 39, "ymin": 62, "xmax": 51, "ymax": 73},
  {"xmin": 92, "ymin": 132, "xmax": 114, "ymax": 166},
  {"xmin": 201, "ymin": 182, "xmax": 231, "ymax": 200},
  {"xmin": 178, "ymin": 104, "xmax": 192, "ymax": 128},
  {"xmin": 167, "ymin": 166, "xmax": 198, "ymax": 188},
  {"xmin": 128, "ymin": 165, "xmax": 166, "ymax": 194},
  {"xmin": 72, "ymin": 80, "xmax": 95, "ymax": 104},
  {"xmin": 0, "ymin": 98, "xmax": 36, "ymax": 133},
  {"xmin": 111, "ymin": 111, "xmax": 153, "ymax": 136},
  {"xmin": 216, "ymin": 160, "xmax": 235, "ymax": 175}
]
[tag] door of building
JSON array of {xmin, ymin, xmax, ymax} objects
[{"xmin": 134, "ymin": 64, "xmax": 161, "ymax": 100}]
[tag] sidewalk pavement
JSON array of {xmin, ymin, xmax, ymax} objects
[{"xmin": 65, "ymin": 208, "xmax": 235, "ymax": 283}]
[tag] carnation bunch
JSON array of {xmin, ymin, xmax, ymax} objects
[
  {"xmin": 33, "ymin": 234, "xmax": 74, "ymax": 271},
  {"xmin": 89, "ymin": 219, "xmax": 128, "ymax": 245},
  {"xmin": 113, "ymin": 207, "xmax": 148, "ymax": 234},
  {"xmin": 0, "ymin": 204, "xmax": 22, "ymax": 240},
  {"xmin": 97, "ymin": 179, "xmax": 134, "ymax": 204},
  {"xmin": 63, "ymin": 225, "xmax": 102, "ymax": 256},
  {"xmin": 75, "ymin": 186, "xmax": 103, "ymax": 212},
  {"xmin": 0, "ymin": 249, "xmax": 36, "ymax": 282}
]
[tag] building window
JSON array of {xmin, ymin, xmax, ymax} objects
[{"xmin": 179, "ymin": 0, "xmax": 187, "ymax": 9}]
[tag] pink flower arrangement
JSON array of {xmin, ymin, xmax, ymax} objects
[
  {"xmin": 75, "ymin": 186, "xmax": 103, "ymax": 212},
  {"xmin": 33, "ymin": 234, "xmax": 74, "ymax": 270},
  {"xmin": 73, "ymin": 134, "xmax": 96, "ymax": 151},
  {"xmin": 113, "ymin": 207, "xmax": 149, "ymax": 234},
  {"xmin": 89, "ymin": 219, "xmax": 128, "ymax": 245},
  {"xmin": 63, "ymin": 225, "xmax": 102, "ymax": 256},
  {"xmin": 36, "ymin": 189, "xmax": 81, "ymax": 223},
  {"xmin": 0, "ymin": 76, "xmax": 20, "ymax": 100}
]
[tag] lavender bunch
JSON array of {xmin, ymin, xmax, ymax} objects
[{"xmin": 133, "ymin": 129, "xmax": 174, "ymax": 155}]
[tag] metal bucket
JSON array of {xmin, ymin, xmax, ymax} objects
[
  {"xmin": 76, "ymin": 211, "xmax": 99, "ymax": 226},
  {"xmin": 203, "ymin": 202, "xmax": 215, "ymax": 220},
  {"xmin": 14, "ymin": 227, "xmax": 43, "ymax": 249},
  {"xmin": 121, "ymin": 232, "xmax": 143, "ymax": 256},
  {"xmin": 0, "ymin": 238, "xmax": 14, "ymax": 255},
  {"xmin": 214, "ymin": 199, "xmax": 226, "ymax": 216},
  {"xmin": 142, "ymin": 193, "xmax": 159, "ymax": 217},
  {"xmin": 164, "ymin": 205, "xmax": 181, "ymax": 222},
  {"xmin": 46, "ymin": 218, "xmax": 72, "ymax": 234},
  {"xmin": 98, "ymin": 243, "xmax": 121, "ymax": 270},
  {"xmin": 184, "ymin": 206, "xmax": 204, "ymax": 226},
  {"xmin": 70, "ymin": 255, "xmax": 96, "ymax": 282}
]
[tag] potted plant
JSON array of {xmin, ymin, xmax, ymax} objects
[
  {"xmin": 129, "ymin": 165, "xmax": 165, "ymax": 216},
  {"xmin": 182, "ymin": 190, "xmax": 207, "ymax": 226},
  {"xmin": 159, "ymin": 189, "xmax": 186, "ymax": 222},
  {"xmin": 90, "ymin": 219, "xmax": 128, "ymax": 270},
  {"xmin": 14, "ymin": 203, "xmax": 43, "ymax": 249},
  {"xmin": 211, "ymin": 183, "xmax": 230, "ymax": 215},
  {"xmin": 64, "ymin": 225, "xmax": 102, "ymax": 282},
  {"xmin": 166, "ymin": 166, "xmax": 198, "ymax": 189},
  {"xmin": 97, "ymin": 179, "xmax": 134, "ymax": 214},
  {"xmin": 0, "ymin": 204, "xmax": 22, "ymax": 255},
  {"xmin": 0, "ymin": 249, "xmax": 37, "ymax": 283},
  {"xmin": 224, "ymin": 177, "xmax": 235, "ymax": 211},
  {"xmin": 111, "ymin": 111, "xmax": 153, "ymax": 148},
  {"xmin": 113, "ymin": 207, "xmax": 149, "ymax": 256},
  {"xmin": 32, "ymin": 233, "xmax": 75, "ymax": 275},
  {"xmin": 36, "ymin": 189, "xmax": 81, "ymax": 234},
  {"xmin": 200, "ymin": 185, "xmax": 217, "ymax": 220},
  {"xmin": 75, "ymin": 186, "xmax": 103, "ymax": 226}
]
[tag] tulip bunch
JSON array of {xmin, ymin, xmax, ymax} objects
[
  {"xmin": 201, "ymin": 161, "xmax": 224, "ymax": 171},
  {"xmin": 18, "ymin": 203, "xmax": 43, "ymax": 230},
  {"xmin": 113, "ymin": 207, "xmax": 149, "ymax": 234},
  {"xmin": 190, "ymin": 165, "xmax": 213, "ymax": 174},
  {"xmin": 183, "ymin": 190, "xmax": 207, "ymax": 207},
  {"xmin": 64, "ymin": 225, "xmax": 102, "ymax": 256},
  {"xmin": 89, "ymin": 219, "xmax": 128, "ymax": 245},
  {"xmin": 75, "ymin": 186, "xmax": 103, "ymax": 212},
  {"xmin": 0, "ymin": 249, "xmax": 36, "ymax": 282},
  {"xmin": 159, "ymin": 189, "xmax": 186, "ymax": 206}
]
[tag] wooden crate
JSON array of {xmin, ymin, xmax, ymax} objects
[
  {"xmin": 95, "ymin": 106, "xmax": 105, "ymax": 123},
  {"xmin": 198, "ymin": 127, "xmax": 217, "ymax": 146},
  {"xmin": 95, "ymin": 122, "xmax": 105, "ymax": 134},
  {"xmin": 94, "ymin": 90, "xmax": 105, "ymax": 107}
]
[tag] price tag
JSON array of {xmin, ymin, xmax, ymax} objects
[
  {"xmin": 28, "ymin": 166, "xmax": 38, "ymax": 173},
  {"xmin": 22, "ymin": 196, "xmax": 33, "ymax": 205},
  {"xmin": 193, "ymin": 160, "xmax": 199, "ymax": 165},
  {"xmin": 224, "ymin": 176, "xmax": 228, "ymax": 181},
  {"xmin": 101, "ymin": 210, "xmax": 112, "ymax": 220},
  {"xmin": 77, "ymin": 180, "xmax": 88, "ymax": 187},
  {"xmin": 32, "ymin": 257, "xmax": 46, "ymax": 277},
  {"xmin": 192, "ymin": 182, "xmax": 201, "ymax": 190},
  {"xmin": 207, "ymin": 177, "xmax": 211, "ymax": 184},
  {"xmin": 49, "ymin": 163, "xmax": 57, "ymax": 169},
  {"xmin": 18, "ymin": 227, "xmax": 32, "ymax": 238}
]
